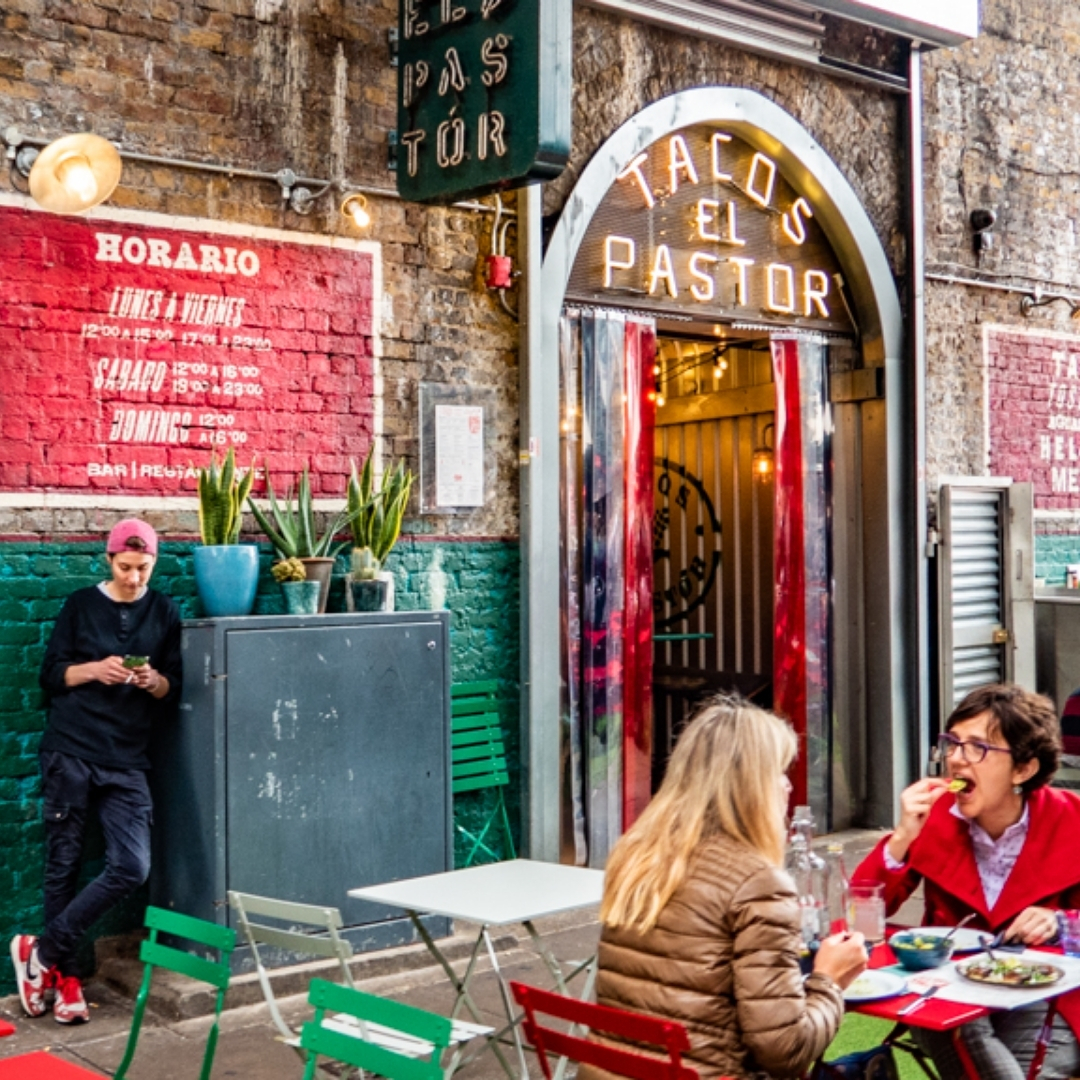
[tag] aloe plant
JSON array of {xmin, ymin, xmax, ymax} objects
[
  {"xmin": 248, "ymin": 466, "xmax": 363, "ymax": 559},
  {"xmin": 347, "ymin": 449, "xmax": 414, "ymax": 576},
  {"xmin": 197, "ymin": 448, "xmax": 254, "ymax": 545}
]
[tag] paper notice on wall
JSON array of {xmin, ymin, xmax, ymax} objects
[{"xmin": 435, "ymin": 405, "xmax": 484, "ymax": 507}]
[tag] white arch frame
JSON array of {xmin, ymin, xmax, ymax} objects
[{"xmin": 522, "ymin": 88, "xmax": 913, "ymax": 855}]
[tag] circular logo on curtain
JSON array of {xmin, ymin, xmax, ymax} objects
[{"xmin": 653, "ymin": 457, "xmax": 722, "ymax": 628}]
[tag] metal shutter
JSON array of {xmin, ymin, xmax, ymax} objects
[{"xmin": 937, "ymin": 482, "xmax": 1034, "ymax": 726}]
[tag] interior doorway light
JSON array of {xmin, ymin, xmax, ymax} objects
[{"xmin": 752, "ymin": 422, "xmax": 775, "ymax": 482}]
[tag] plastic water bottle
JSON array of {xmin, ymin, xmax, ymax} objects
[{"xmin": 786, "ymin": 830, "xmax": 826, "ymax": 972}]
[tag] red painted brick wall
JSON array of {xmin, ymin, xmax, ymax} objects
[
  {"xmin": 987, "ymin": 326, "xmax": 1080, "ymax": 510},
  {"xmin": 0, "ymin": 202, "xmax": 375, "ymax": 496}
]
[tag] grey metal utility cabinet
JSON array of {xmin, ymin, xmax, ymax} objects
[{"xmin": 149, "ymin": 611, "xmax": 452, "ymax": 954}]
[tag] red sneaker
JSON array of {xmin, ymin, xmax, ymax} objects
[
  {"xmin": 53, "ymin": 974, "xmax": 89, "ymax": 1025},
  {"xmin": 9, "ymin": 935, "xmax": 51, "ymax": 1018}
]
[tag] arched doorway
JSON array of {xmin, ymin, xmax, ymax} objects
[{"xmin": 526, "ymin": 88, "xmax": 912, "ymax": 863}]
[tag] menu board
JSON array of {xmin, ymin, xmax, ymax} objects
[
  {"xmin": 0, "ymin": 199, "xmax": 379, "ymax": 499},
  {"xmin": 434, "ymin": 404, "xmax": 484, "ymax": 506},
  {"xmin": 986, "ymin": 325, "xmax": 1080, "ymax": 510}
]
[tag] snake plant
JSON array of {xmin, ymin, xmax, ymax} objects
[
  {"xmin": 248, "ymin": 466, "xmax": 363, "ymax": 560},
  {"xmin": 347, "ymin": 449, "xmax": 414, "ymax": 578},
  {"xmin": 197, "ymin": 448, "xmax": 254, "ymax": 546}
]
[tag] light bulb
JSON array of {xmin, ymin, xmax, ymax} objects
[
  {"xmin": 657, "ymin": 393, "xmax": 666, "ymax": 407},
  {"xmin": 341, "ymin": 194, "xmax": 371, "ymax": 230},
  {"xmin": 652, "ymin": 363, "xmax": 661, "ymax": 376},
  {"xmin": 55, "ymin": 154, "xmax": 98, "ymax": 203}
]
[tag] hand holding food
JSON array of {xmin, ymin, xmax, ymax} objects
[{"xmin": 887, "ymin": 777, "xmax": 950, "ymax": 863}]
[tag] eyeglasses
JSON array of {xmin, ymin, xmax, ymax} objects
[{"xmin": 937, "ymin": 732, "xmax": 1013, "ymax": 765}]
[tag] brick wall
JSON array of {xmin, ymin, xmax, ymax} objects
[
  {"xmin": 922, "ymin": 2, "xmax": 1080, "ymax": 490},
  {"xmin": 0, "ymin": 0, "xmax": 520, "ymax": 537},
  {"xmin": 0, "ymin": 0, "xmax": 524, "ymax": 993},
  {"xmin": 0, "ymin": 535, "xmax": 519, "ymax": 992},
  {"xmin": 1035, "ymin": 534, "xmax": 1080, "ymax": 588}
]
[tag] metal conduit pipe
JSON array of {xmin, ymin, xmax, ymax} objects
[
  {"xmin": 909, "ymin": 44, "xmax": 931, "ymax": 780},
  {"xmin": 2, "ymin": 126, "xmax": 514, "ymax": 215},
  {"xmin": 926, "ymin": 271, "xmax": 1080, "ymax": 305}
]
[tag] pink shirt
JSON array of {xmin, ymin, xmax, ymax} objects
[{"xmin": 883, "ymin": 802, "xmax": 1030, "ymax": 909}]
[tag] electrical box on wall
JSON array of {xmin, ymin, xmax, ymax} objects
[{"xmin": 150, "ymin": 612, "xmax": 452, "ymax": 965}]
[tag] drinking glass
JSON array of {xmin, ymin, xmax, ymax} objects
[
  {"xmin": 849, "ymin": 883, "xmax": 886, "ymax": 945},
  {"xmin": 1058, "ymin": 910, "xmax": 1080, "ymax": 957}
]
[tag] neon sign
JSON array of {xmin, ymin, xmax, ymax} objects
[
  {"xmin": 568, "ymin": 125, "xmax": 852, "ymax": 332},
  {"xmin": 396, "ymin": 0, "xmax": 571, "ymax": 203}
]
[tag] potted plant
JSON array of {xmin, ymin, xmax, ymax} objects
[
  {"xmin": 345, "ymin": 448, "xmax": 414, "ymax": 612},
  {"xmin": 193, "ymin": 448, "xmax": 259, "ymax": 617},
  {"xmin": 247, "ymin": 466, "xmax": 359, "ymax": 613},
  {"xmin": 271, "ymin": 556, "xmax": 321, "ymax": 615}
]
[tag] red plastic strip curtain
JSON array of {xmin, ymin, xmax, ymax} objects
[
  {"xmin": 622, "ymin": 319, "xmax": 656, "ymax": 829},
  {"xmin": 770, "ymin": 335, "xmax": 830, "ymax": 816},
  {"xmin": 558, "ymin": 309, "xmax": 656, "ymax": 865},
  {"xmin": 558, "ymin": 313, "xmax": 587, "ymax": 864},
  {"xmin": 580, "ymin": 310, "xmax": 626, "ymax": 866}
]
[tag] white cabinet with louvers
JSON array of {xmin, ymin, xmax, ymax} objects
[{"xmin": 937, "ymin": 482, "xmax": 1034, "ymax": 726}]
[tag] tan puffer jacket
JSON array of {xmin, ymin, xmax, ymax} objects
[{"xmin": 579, "ymin": 833, "xmax": 844, "ymax": 1080}]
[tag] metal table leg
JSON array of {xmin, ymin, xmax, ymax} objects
[
  {"xmin": 407, "ymin": 911, "xmax": 517, "ymax": 1080},
  {"xmin": 483, "ymin": 926, "xmax": 532, "ymax": 1080}
]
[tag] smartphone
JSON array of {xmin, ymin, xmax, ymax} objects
[{"xmin": 122, "ymin": 655, "xmax": 149, "ymax": 669}]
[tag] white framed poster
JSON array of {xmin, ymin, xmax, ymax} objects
[
  {"xmin": 435, "ymin": 404, "xmax": 485, "ymax": 507},
  {"xmin": 418, "ymin": 382, "xmax": 498, "ymax": 513}
]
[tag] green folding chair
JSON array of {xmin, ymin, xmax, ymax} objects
[
  {"xmin": 114, "ymin": 906, "xmax": 236, "ymax": 1080},
  {"xmin": 300, "ymin": 978, "xmax": 453, "ymax": 1080},
  {"xmin": 228, "ymin": 889, "xmax": 489, "ymax": 1073},
  {"xmin": 451, "ymin": 680, "xmax": 516, "ymax": 867}
]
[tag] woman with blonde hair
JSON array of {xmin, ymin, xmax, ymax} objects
[{"xmin": 583, "ymin": 694, "xmax": 867, "ymax": 1080}]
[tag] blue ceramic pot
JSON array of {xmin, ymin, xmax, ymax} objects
[{"xmin": 193, "ymin": 545, "xmax": 259, "ymax": 617}]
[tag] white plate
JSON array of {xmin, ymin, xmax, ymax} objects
[
  {"xmin": 912, "ymin": 926, "xmax": 987, "ymax": 953},
  {"xmin": 843, "ymin": 969, "xmax": 907, "ymax": 1003}
]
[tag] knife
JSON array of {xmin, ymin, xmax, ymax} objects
[{"xmin": 897, "ymin": 985, "xmax": 939, "ymax": 1016}]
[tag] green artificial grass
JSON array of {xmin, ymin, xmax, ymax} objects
[{"xmin": 823, "ymin": 1012, "xmax": 932, "ymax": 1079}]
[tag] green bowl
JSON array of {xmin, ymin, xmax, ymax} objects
[{"xmin": 889, "ymin": 930, "xmax": 955, "ymax": 970}]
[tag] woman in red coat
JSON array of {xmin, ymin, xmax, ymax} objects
[{"xmin": 853, "ymin": 683, "xmax": 1080, "ymax": 1080}]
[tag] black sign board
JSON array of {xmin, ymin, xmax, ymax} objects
[{"xmin": 396, "ymin": 0, "xmax": 571, "ymax": 203}]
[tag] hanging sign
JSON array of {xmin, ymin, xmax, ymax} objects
[
  {"xmin": 396, "ymin": 0, "xmax": 571, "ymax": 203},
  {"xmin": 0, "ymin": 198, "xmax": 379, "ymax": 500},
  {"xmin": 567, "ymin": 125, "xmax": 853, "ymax": 333}
]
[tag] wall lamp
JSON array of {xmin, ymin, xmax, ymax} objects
[
  {"xmin": 3, "ymin": 126, "xmax": 388, "ymax": 228},
  {"xmin": 752, "ymin": 422, "xmax": 775, "ymax": 482},
  {"xmin": 1020, "ymin": 288, "xmax": 1080, "ymax": 320}
]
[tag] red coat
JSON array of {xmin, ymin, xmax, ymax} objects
[{"xmin": 852, "ymin": 785, "xmax": 1080, "ymax": 1035}]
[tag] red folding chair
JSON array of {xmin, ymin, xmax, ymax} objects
[{"xmin": 509, "ymin": 981, "xmax": 716, "ymax": 1080}]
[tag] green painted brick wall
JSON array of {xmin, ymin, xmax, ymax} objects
[
  {"xmin": 1036, "ymin": 534, "xmax": 1080, "ymax": 587},
  {"xmin": 0, "ymin": 536, "xmax": 520, "ymax": 993}
]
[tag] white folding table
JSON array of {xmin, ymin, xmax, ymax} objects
[{"xmin": 349, "ymin": 859, "xmax": 605, "ymax": 1079}]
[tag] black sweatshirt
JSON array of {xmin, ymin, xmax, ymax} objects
[{"xmin": 39, "ymin": 586, "xmax": 183, "ymax": 770}]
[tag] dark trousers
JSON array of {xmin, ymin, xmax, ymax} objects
[{"xmin": 38, "ymin": 750, "xmax": 153, "ymax": 975}]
